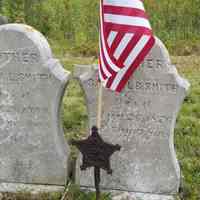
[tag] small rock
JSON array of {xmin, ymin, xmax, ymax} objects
[{"xmin": 112, "ymin": 192, "xmax": 135, "ymax": 200}]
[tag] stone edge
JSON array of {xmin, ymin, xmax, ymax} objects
[
  {"xmin": 81, "ymin": 187, "xmax": 175, "ymax": 200},
  {"xmin": 0, "ymin": 183, "xmax": 64, "ymax": 194}
]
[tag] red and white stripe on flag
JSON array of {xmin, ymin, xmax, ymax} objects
[{"xmin": 98, "ymin": 0, "xmax": 155, "ymax": 92}]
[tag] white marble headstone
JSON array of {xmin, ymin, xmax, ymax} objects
[
  {"xmin": 0, "ymin": 24, "xmax": 70, "ymax": 186},
  {"xmin": 75, "ymin": 37, "xmax": 190, "ymax": 199}
]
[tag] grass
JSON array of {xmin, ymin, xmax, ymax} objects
[
  {"xmin": 1, "ymin": 192, "xmax": 62, "ymax": 200},
  {"xmin": 3, "ymin": 0, "xmax": 200, "ymax": 57},
  {"xmin": 0, "ymin": 185, "xmax": 111, "ymax": 200},
  {"xmin": 173, "ymin": 56, "xmax": 200, "ymax": 200}
]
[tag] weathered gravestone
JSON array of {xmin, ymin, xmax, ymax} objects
[
  {"xmin": 75, "ymin": 37, "xmax": 190, "ymax": 200},
  {"xmin": 0, "ymin": 16, "xmax": 8, "ymax": 25},
  {"xmin": 0, "ymin": 24, "xmax": 70, "ymax": 189}
]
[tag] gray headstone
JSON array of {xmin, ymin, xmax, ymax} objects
[
  {"xmin": 74, "ymin": 67, "xmax": 98, "ymax": 129},
  {"xmin": 0, "ymin": 16, "xmax": 8, "ymax": 25},
  {"xmin": 0, "ymin": 24, "xmax": 70, "ymax": 186},
  {"xmin": 75, "ymin": 37, "xmax": 190, "ymax": 199},
  {"xmin": 73, "ymin": 64, "xmax": 93, "ymax": 78}
]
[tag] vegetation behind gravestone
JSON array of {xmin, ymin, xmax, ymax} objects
[{"xmin": 1, "ymin": 0, "xmax": 200, "ymax": 56}]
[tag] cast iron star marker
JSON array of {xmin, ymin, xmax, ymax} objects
[{"xmin": 71, "ymin": 126, "xmax": 121, "ymax": 200}]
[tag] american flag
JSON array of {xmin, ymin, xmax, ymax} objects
[{"xmin": 98, "ymin": 0, "xmax": 155, "ymax": 92}]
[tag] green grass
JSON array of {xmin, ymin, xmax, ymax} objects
[
  {"xmin": 0, "ymin": 185, "xmax": 111, "ymax": 200},
  {"xmin": 173, "ymin": 56, "xmax": 200, "ymax": 200},
  {"xmin": 60, "ymin": 184, "xmax": 111, "ymax": 200},
  {"xmin": 2, "ymin": 0, "xmax": 200, "ymax": 57},
  {"xmin": 1, "ymin": 191, "xmax": 62, "ymax": 200}
]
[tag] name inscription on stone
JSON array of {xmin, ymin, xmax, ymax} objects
[
  {"xmin": 128, "ymin": 80, "xmax": 178, "ymax": 94},
  {"xmin": 0, "ymin": 72, "xmax": 51, "ymax": 83}
]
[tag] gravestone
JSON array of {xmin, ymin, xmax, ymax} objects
[
  {"xmin": 74, "ymin": 64, "xmax": 93, "ymax": 78},
  {"xmin": 75, "ymin": 37, "xmax": 190, "ymax": 199},
  {"xmin": 0, "ymin": 16, "xmax": 8, "ymax": 25},
  {"xmin": 74, "ymin": 66, "xmax": 98, "ymax": 129},
  {"xmin": 0, "ymin": 24, "xmax": 70, "ymax": 189}
]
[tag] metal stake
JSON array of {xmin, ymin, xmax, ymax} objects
[{"xmin": 94, "ymin": 167, "xmax": 101, "ymax": 200}]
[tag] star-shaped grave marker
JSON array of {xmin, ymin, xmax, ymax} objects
[{"xmin": 71, "ymin": 126, "xmax": 121, "ymax": 200}]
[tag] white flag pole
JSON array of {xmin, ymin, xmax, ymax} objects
[{"xmin": 97, "ymin": 81, "xmax": 103, "ymax": 129}]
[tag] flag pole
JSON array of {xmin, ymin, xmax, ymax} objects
[{"xmin": 97, "ymin": 81, "xmax": 103, "ymax": 129}]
